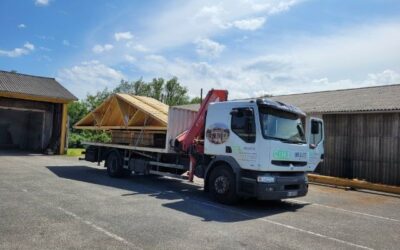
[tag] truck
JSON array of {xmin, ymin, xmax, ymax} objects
[{"xmin": 80, "ymin": 89, "xmax": 324, "ymax": 204}]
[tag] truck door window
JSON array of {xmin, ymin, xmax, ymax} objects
[
  {"xmin": 310, "ymin": 121, "xmax": 323, "ymax": 145},
  {"xmin": 231, "ymin": 108, "xmax": 256, "ymax": 143}
]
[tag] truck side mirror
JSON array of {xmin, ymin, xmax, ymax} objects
[{"xmin": 311, "ymin": 121, "xmax": 319, "ymax": 134}]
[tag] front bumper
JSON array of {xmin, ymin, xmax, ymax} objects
[{"xmin": 238, "ymin": 171, "xmax": 308, "ymax": 200}]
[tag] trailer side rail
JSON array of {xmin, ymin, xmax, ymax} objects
[{"xmin": 83, "ymin": 141, "xmax": 169, "ymax": 154}]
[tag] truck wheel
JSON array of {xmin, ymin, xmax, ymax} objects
[
  {"xmin": 106, "ymin": 152, "xmax": 124, "ymax": 178},
  {"xmin": 208, "ymin": 166, "xmax": 238, "ymax": 205}
]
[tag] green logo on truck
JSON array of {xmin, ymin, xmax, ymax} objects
[{"xmin": 273, "ymin": 150, "xmax": 290, "ymax": 160}]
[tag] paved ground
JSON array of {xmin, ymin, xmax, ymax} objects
[{"xmin": 1, "ymin": 152, "xmax": 399, "ymax": 250}]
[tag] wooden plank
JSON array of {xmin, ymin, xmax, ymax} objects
[
  {"xmin": 0, "ymin": 91, "xmax": 71, "ymax": 104},
  {"xmin": 75, "ymin": 126, "xmax": 167, "ymax": 130},
  {"xmin": 116, "ymin": 94, "xmax": 168, "ymax": 125},
  {"xmin": 116, "ymin": 98, "xmax": 136, "ymax": 126},
  {"xmin": 308, "ymin": 174, "xmax": 400, "ymax": 194},
  {"xmin": 133, "ymin": 96, "xmax": 169, "ymax": 115},
  {"xmin": 83, "ymin": 141, "xmax": 168, "ymax": 153},
  {"xmin": 59, "ymin": 103, "xmax": 68, "ymax": 154},
  {"xmin": 128, "ymin": 111, "xmax": 146, "ymax": 126},
  {"xmin": 75, "ymin": 94, "xmax": 169, "ymax": 130}
]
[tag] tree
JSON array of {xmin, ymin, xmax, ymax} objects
[
  {"xmin": 68, "ymin": 101, "xmax": 88, "ymax": 131},
  {"xmin": 86, "ymin": 88, "xmax": 111, "ymax": 111},
  {"xmin": 163, "ymin": 77, "xmax": 189, "ymax": 105},
  {"xmin": 113, "ymin": 80, "xmax": 134, "ymax": 94},
  {"xmin": 150, "ymin": 78, "xmax": 164, "ymax": 100},
  {"xmin": 189, "ymin": 96, "xmax": 202, "ymax": 104},
  {"xmin": 133, "ymin": 79, "xmax": 151, "ymax": 96}
]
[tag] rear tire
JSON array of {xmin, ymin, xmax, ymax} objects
[
  {"xmin": 208, "ymin": 165, "xmax": 238, "ymax": 205},
  {"xmin": 106, "ymin": 152, "xmax": 125, "ymax": 178}
]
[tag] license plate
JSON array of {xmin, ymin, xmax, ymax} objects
[{"xmin": 287, "ymin": 191, "xmax": 298, "ymax": 197}]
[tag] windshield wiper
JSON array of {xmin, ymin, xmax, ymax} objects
[{"xmin": 267, "ymin": 136, "xmax": 305, "ymax": 144}]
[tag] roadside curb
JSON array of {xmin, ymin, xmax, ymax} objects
[{"xmin": 308, "ymin": 174, "xmax": 400, "ymax": 195}]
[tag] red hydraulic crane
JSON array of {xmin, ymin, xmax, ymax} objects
[{"xmin": 175, "ymin": 89, "xmax": 228, "ymax": 181}]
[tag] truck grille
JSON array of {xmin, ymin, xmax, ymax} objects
[
  {"xmin": 271, "ymin": 160, "xmax": 307, "ymax": 167},
  {"xmin": 285, "ymin": 184, "xmax": 300, "ymax": 190}
]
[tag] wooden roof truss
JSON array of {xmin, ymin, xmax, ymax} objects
[{"xmin": 74, "ymin": 93, "xmax": 169, "ymax": 131}]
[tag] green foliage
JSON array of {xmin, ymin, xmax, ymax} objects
[
  {"xmin": 86, "ymin": 88, "xmax": 112, "ymax": 111},
  {"xmin": 68, "ymin": 131, "xmax": 111, "ymax": 148},
  {"xmin": 164, "ymin": 77, "xmax": 189, "ymax": 105},
  {"xmin": 189, "ymin": 96, "xmax": 202, "ymax": 104},
  {"xmin": 67, "ymin": 76, "xmax": 201, "ymax": 147},
  {"xmin": 68, "ymin": 101, "xmax": 88, "ymax": 131}
]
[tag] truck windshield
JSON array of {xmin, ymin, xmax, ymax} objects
[{"xmin": 259, "ymin": 106, "xmax": 306, "ymax": 144}]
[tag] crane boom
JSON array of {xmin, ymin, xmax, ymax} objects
[{"xmin": 175, "ymin": 89, "xmax": 228, "ymax": 153}]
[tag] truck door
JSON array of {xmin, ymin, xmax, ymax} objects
[
  {"xmin": 308, "ymin": 117, "xmax": 324, "ymax": 171},
  {"xmin": 227, "ymin": 107, "xmax": 258, "ymax": 169}
]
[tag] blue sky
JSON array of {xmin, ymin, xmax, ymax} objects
[{"xmin": 1, "ymin": 0, "xmax": 399, "ymax": 99}]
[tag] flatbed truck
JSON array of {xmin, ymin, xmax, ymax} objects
[{"xmin": 82, "ymin": 89, "xmax": 324, "ymax": 204}]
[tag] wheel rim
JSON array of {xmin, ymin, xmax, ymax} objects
[{"xmin": 214, "ymin": 175, "xmax": 229, "ymax": 194}]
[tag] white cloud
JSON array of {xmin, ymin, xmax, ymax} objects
[
  {"xmin": 35, "ymin": 0, "xmax": 50, "ymax": 6},
  {"xmin": 126, "ymin": 42, "xmax": 149, "ymax": 52},
  {"xmin": 23, "ymin": 42, "xmax": 35, "ymax": 51},
  {"xmin": 232, "ymin": 17, "xmax": 266, "ymax": 30},
  {"xmin": 0, "ymin": 42, "xmax": 35, "ymax": 58},
  {"xmin": 92, "ymin": 44, "xmax": 114, "ymax": 53},
  {"xmin": 124, "ymin": 54, "xmax": 136, "ymax": 63},
  {"xmin": 63, "ymin": 40, "xmax": 70, "ymax": 46},
  {"xmin": 365, "ymin": 70, "xmax": 400, "ymax": 85},
  {"xmin": 18, "ymin": 24, "xmax": 26, "ymax": 29},
  {"xmin": 76, "ymin": 1, "xmax": 399, "ymax": 99},
  {"xmin": 194, "ymin": 38, "xmax": 225, "ymax": 58},
  {"xmin": 114, "ymin": 32, "xmax": 134, "ymax": 41},
  {"xmin": 250, "ymin": 0, "xmax": 299, "ymax": 14},
  {"xmin": 135, "ymin": 51, "xmax": 400, "ymax": 99},
  {"xmin": 139, "ymin": 0, "xmax": 300, "ymax": 49},
  {"xmin": 131, "ymin": 19, "xmax": 400, "ymax": 98},
  {"xmin": 57, "ymin": 60, "xmax": 124, "ymax": 98}
]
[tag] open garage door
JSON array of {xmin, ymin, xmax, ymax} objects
[{"xmin": 0, "ymin": 107, "xmax": 45, "ymax": 152}]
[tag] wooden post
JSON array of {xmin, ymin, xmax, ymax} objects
[{"xmin": 59, "ymin": 103, "xmax": 68, "ymax": 155}]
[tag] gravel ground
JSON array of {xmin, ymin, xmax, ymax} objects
[{"xmin": 1, "ymin": 152, "xmax": 399, "ymax": 250}]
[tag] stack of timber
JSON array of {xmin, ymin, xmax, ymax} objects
[{"xmin": 74, "ymin": 94, "xmax": 169, "ymax": 148}]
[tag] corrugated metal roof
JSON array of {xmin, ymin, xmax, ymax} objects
[
  {"xmin": 175, "ymin": 84, "xmax": 400, "ymax": 114},
  {"xmin": 0, "ymin": 70, "xmax": 77, "ymax": 102},
  {"xmin": 270, "ymin": 84, "xmax": 400, "ymax": 114}
]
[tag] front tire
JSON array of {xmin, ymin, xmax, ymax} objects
[
  {"xmin": 208, "ymin": 166, "xmax": 238, "ymax": 205},
  {"xmin": 106, "ymin": 152, "xmax": 124, "ymax": 178}
]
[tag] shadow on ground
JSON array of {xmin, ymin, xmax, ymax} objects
[
  {"xmin": 47, "ymin": 165, "xmax": 308, "ymax": 222},
  {"xmin": 0, "ymin": 149, "xmax": 44, "ymax": 156}
]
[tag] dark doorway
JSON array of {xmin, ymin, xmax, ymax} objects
[{"xmin": 0, "ymin": 108, "xmax": 44, "ymax": 151}]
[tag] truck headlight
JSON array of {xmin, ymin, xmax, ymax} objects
[{"xmin": 257, "ymin": 176, "xmax": 275, "ymax": 183}]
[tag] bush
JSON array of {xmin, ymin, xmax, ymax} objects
[{"xmin": 68, "ymin": 131, "xmax": 111, "ymax": 148}]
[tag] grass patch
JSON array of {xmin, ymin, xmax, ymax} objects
[{"xmin": 66, "ymin": 148, "xmax": 85, "ymax": 157}]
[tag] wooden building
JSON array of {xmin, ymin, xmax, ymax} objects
[
  {"xmin": 272, "ymin": 84, "xmax": 400, "ymax": 186},
  {"xmin": 0, "ymin": 70, "xmax": 77, "ymax": 154}
]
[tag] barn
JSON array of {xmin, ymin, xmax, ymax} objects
[
  {"xmin": 0, "ymin": 70, "xmax": 77, "ymax": 154},
  {"xmin": 272, "ymin": 84, "xmax": 400, "ymax": 186}
]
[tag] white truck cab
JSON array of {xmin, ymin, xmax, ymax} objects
[{"xmin": 204, "ymin": 98, "xmax": 324, "ymax": 201}]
